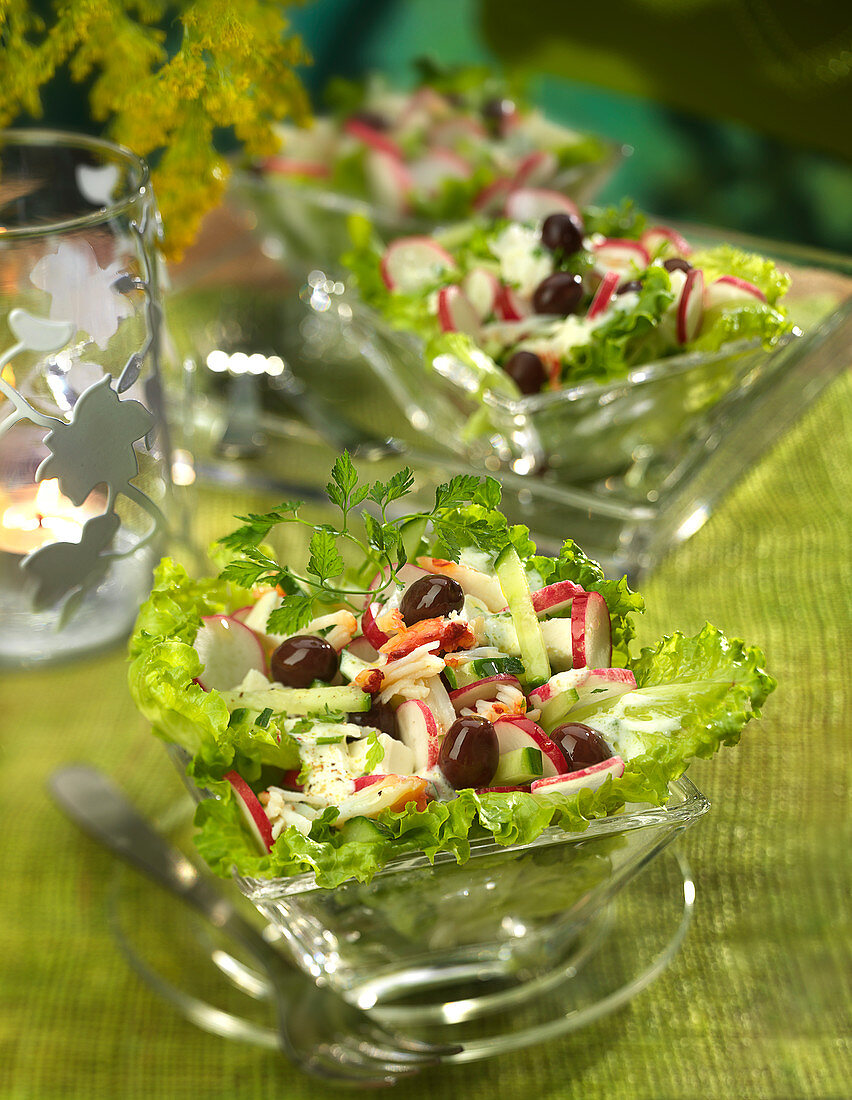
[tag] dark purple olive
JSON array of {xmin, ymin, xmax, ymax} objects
[
  {"xmin": 481, "ymin": 96, "xmax": 516, "ymax": 135},
  {"xmin": 616, "ymin": 278, "xmax": 644, "ymax": 295},
  {"xmin": 348, "ymin": 700, "xmax": 399, "ymax": 740},
  {"xmin": 502, "ymin": 350, "xmax": 547, "ymax": 395},
  {"xmin": 348, "ymin": 109, "xmax": 390, "ymax": 132},
  {"xmin": 270, "ymin": 634, "xmax": 339, "ymax": 688},
  {"xmin": 541, "ymin": 212, "xmax": 585, "ymax": 255},
  {"xmin": 551, "ymin": 723, "xmax": 611, "ymax": 772},
  {"xmin": 400, "ymin": 574, "xmax": 464, "ymax": 626},
  {"xmin": 663, "ymin": 257, "xmax": 692, "ymax": 274},
  {"xmin": 532, "ymin": 271, "xmax": 584, "ymax": 316},
  {"xmin": 439, "ymin": 715, "xmax": 499, "ymax": 789}
]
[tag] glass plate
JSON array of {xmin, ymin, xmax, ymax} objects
[{"xmin": 108, "ymin": 800, "xmax": 695, "ymax": 1064}]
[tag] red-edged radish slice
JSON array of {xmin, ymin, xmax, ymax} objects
[
  {"xmin": 416, "ymin": 556, "xmax": 506, "ymax": 611},
  {"xmin": 343, "ymin": 117, "xmax": 404, "ymax": 159},
  {"xmin": 511, "ymin": 150, "xmax": 559, "ymax": 189},
  {"xmin": 676, "ymin": 268, "xmax": 705, "ymax": 344},
  {"xmin": 495, "ymin": 283, "xmax": 532, "ymax": 321},
  {"xmin": 533, "ymin": 668, "xmax": 637, "ymax": 731},
  {"xmin": 587, "ymin": 270, "xmax": 620, "ymax": 320},
  {"xmin": 473, "ymin": 178, "xmax": 513, "ymax": 215},
  {"xmin": 593, "ymin": 237, "xmax": 650, "ymax": 272},
  {"xmin": 380, "ymin": 236, "xmax": 457, "ymax": 293},
  {"xmin": 493, "ymin": 716, "xmax": 566, "ymax": 777},
  {"xmin": 449, "ymin": 674, "xmax": 524, "ymax": 712},
  {"xmin": 225, "ymin": 771, "xmax": 274, "ymax": 852},
  {"xmin": 193, "ymin": 615, "xmax": 267, "ymax": 692},
  {"xmin": 230, "ymin": 605, "xmax": 254, "ymax": 624},
  {"xmin": 531, "ymin": 580, "xmax": 586, "ymax": 618},
  {"xmin": 461, "ymin": 267, "xmax": 501, "ymax": 320},
  {"xmin": 347, "ymin": 635, "xmax": 380, "ymax": 663},
  {"xmin": 353, "ymin": 773, "xmax": 386, "ymax": 791},
  {"xmin": 504, "ymin": 187, "xmax": 580, "ymax": 222},
  {"xmin": 530, "ymin": 756, "xmax": 625, "ymax": 797},
  {"xmin": 640, "ymin": 225, "xmax": 692, "ymax": 258},
  {"xmin": 571, "ymin": 593, "xmax": 612, "ymax": 669},
  {"xmin": 395, "ymin": 699, "xmax": 440, "ymax": 772},
  {"xmin": 475, "ymin": 784, "xmax": 531, "ymax": 794},
  {"xmin": 365, "ymin": 150, "xmax": 413, "ymax": 215},
  {"xmin": 704, "ymin": 274, "xmax": 766, "ymax": 310},
  {"xmin": 408, "ymin": 148, "xmax": 471, "ymax": 195},
  {"xmin": 336, "ymin": 775, "xmax": 430, "ymax": 823},
  {"xmin": 262, "ymin": 156, "xmax": 330, "ymax": 179},
  {"xmin": 437, "ymin": 285, "xmax": 482, "ymax": 337},
  {"xmin": 361, "ymin": 602, "xmax": 391, "ymax": 649},
  {"xmin": 430, "ymin": 116, "xmax": 487, "ymax": 145}
]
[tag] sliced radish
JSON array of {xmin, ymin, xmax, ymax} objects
[
  {"xmin": 225, "ymin": 771, "xmax": 274, "ymax": 853},
  {"xmin": 540, "ymin": 617, "xmax": 575, "ymax": 673},
  {"xmin": 398, "ymin": 86, "xmax": 451, "ymax": 129},
  {"xmin": 430, "ymin": 117, "xmax": 487, "ymax": 145},
  {"xmin": 473, "ymin": 178, "xmax": 513, "ymax": 215},
  {"xmin": 347, "ymin": 635, "xmax": 380, "ymax": 663},
  {"xmin": 449, "ymin": 674, "xmax": 524, "ymax": 712},
  {"xmin": 530, "ymin": 756, "xmax": 625, "ymax": 797},
  {"xmin": 365, "ymin": 150, "xmax": 413, "ymax": 216},
  {"xmin": 461, "ymin": 267, "xmax": 501, "ymax": 320},
  {"xmin": 193, "ymin": 615, "xmax": 267, "ymax": 692},
  {"xmin": 528, "ymin": 669, "xmax": 591, "ymax": 710},
  {"xmin": 395, "ymin": 699, "xmax": 440, "ymax": 771},
  {"xmin": 416, "ymin": 556, "xmax": 506, "ymax": 612},
  {"xmin": 531, "ymin": 580, "xmax": 586, "ymax": 618},
  {"xmin": 704, "ymin": 274, "xmax": 766, "ymax": 310},
  {"xmin": 343, "ymin": 117, "xmax": 404, "ymax": 159},
  {"xmin": 511, "ymin": 150, "xmax": 559, "ymax": 189},
  {"xmin": 230, "ymin": 605, "xmax": 254, "ymax": 624},
  {"xmin": 475, "ymin": 784, "xmax": 531, "ymax": 794},
  {"xmin": 353, "ymin": 773, "xmax": 386, "ymax": 791},
  {"xmin": 587, "ymin": 270, "xmax": 620, "ymax": 320},
  {"xmin": 593, "ymin": 237, "xmax": 650, "ymax": 273},
  {"xmin": 408, "ymin": 148, "xmax": 471, "ymax": 195},
  {"xmin": 571, "ymin": 593, "xmax": 612, "ymax": 669},
  {"xmin": 495, "ymin": 283, "xmax": 532, "ymax": 321},
  {"xmin": 380, "ymin": 236, "xmax": 456, "ymax": 293},
  {"xmin": 505, "ymin": 187, "xmax": 580, "ymax": 222},
  {"xmin": 335, "ymin": 775, "xmax": 430, "ymax": 823},
  {"xmin": 676, "ymin": 268, "xmax": 705, "ymax": 344},
  {"xmin": 535, "ymin": 668, "xmax": 637, "ymax": 731},
  {"xmin": 493, "ymin": 716, "xmax": 565, "ymax": 777},
  {"xmin": 437, "ymin": 285, "xmax": 481, "ymax": 338},
  {"xmin": 262, "ymin": 156, "xmax": 330, "ymax": 179},
  {"xmin": 361, "ymin": 602, "xmax": 391, "ymax": 650},
  {"xmin": 640, "ymin": 225, "xmax": 692, "ymax": 258}
]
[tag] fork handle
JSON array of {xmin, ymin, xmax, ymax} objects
[{"xmin": 50, "ymin": 764, "xmax": 282, "ymax": 972}]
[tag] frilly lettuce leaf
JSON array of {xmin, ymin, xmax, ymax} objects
[
  {"xmin": 691, "ymin": 303, "xmax": 793, "ymax": 353},
  {"xmin": 688, "ymin": 244, "xmax": 791, "ymax": 307}
]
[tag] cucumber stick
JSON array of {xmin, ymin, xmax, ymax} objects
[
  {"xmin": 219, "ymin": 683, "xmax": 369, "ymax": 715},
  {"xmin": 494, "ymin": 546, "xmax": 551, "ymax": 688},
  {"xmin": 493, "ymin": 747, "xmax": 543, "ymax": 785}
]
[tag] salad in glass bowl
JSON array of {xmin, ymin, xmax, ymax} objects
[
  {"xmin": 233, "ymin": 65, "xmax": 620, "ymax": 275},
  {"xmin": 129, "ymin": 456, "xmax": 773, "ymax": 1005},
  {"xmin": 340, "ymin": 193, "xmax": 797, "ymax": 484}
]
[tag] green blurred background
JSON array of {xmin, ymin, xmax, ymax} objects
[{"xmin": 31, "ymin": 0, "xmax": 852, "ymax": 253}]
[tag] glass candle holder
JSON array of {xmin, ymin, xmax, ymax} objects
[{"xmin": 0, "ymin": 130, "xmax": 172, "ymax": 666}]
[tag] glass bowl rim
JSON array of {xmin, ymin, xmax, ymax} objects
[
  {"xmin": 0, "ymin": 127, "xmax": 151, "ymax": 239},
  {"xmin": 236, "ymin": 774, "xmax": 710, "ymax": 899}
]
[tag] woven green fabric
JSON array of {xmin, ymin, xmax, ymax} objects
[{"xmin": 2, "ymin": 375, "xmax": 850, "ymax": 1099}]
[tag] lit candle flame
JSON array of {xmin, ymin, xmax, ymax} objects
[{"xmin": 0, "ymin": 479, "xmax": 97, "ymax": 554}]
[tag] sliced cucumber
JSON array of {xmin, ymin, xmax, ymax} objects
[
  {"xmin": 339, "ymin": 648, "xmax": 373, "ymax": 682},
  {"xmin": 494, "ymin": 545, "xmax": 551, "ymax": 689},
  {"xmin": 219, "ymin": 683, "xmax": 370, "ymax": 716},
  {"xmin": 492, "ymin": 747, "xmax": 544, "ymax": 786}
]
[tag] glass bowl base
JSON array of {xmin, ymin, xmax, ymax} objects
[{"xmin": 107, "ymin": 840, "xmax": 695, "ymax": 1065}]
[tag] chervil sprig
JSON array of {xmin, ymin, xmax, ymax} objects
[{"xmin": 216, "ymin": 454, "xmax": 515, "ymax": 635}]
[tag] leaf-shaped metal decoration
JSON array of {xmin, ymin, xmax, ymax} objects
[
  {"xmin": 22, "ymin": 511, "xmax": 120, "ymax": 611},
  {"xmin": 118, "ymin": 352, "xmax": 144, "ymax": 393},
  {"xmin": 8, "ymin": 309, "xmax": 75, "ymax": 352},
  {"xmin": 36, "ymin": 376, "xmax": 154, "ymax": 506}
]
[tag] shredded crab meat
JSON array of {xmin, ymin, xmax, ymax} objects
[
  {"xmin": 379, "ymin": 615, "xmax": 476, "ymax": 660},
  {"xmin": 462, "ymin": 684, "xmax": 528, "ymax": 723},
  {"xmin": 260, "ymin": 786, "xmax": 325, "ymax": 838}
]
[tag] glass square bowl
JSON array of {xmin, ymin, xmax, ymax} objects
[{"xmin": 167, "ymin": 742, "xmax": 708, "ymax": 1014}]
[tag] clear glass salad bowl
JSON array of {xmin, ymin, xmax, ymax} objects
[{"xmin": 167, "ymin": 742, "xmax": 708, "ymax": 1016}]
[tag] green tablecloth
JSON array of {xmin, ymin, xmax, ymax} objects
[{"xmin": 2, "ymin": 373, "xmax": 850, "ymax": 1099}]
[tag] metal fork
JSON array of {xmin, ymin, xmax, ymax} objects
[{"xmin": 49, "ymin": 765, "xmax": 457, "ymax": 1087}]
